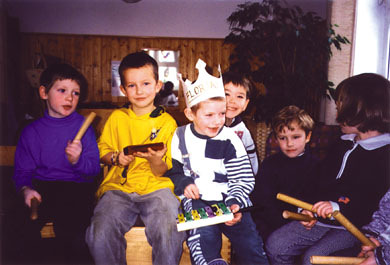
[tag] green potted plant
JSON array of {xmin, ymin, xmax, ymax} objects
[{"xmin": 225, "ymin": 0, "xmax": 349, "ymax": 123}]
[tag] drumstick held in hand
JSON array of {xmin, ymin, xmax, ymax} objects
[
  {"xmin": 310, "ymin": 256, "xmax": 365, "ymax": 264},
  {"xmin": 73, "ymin": 112, "xmax": 96, "ymax": 141},
  {"xmin": 277, "ymin": 193, "xmax": 314, "ymax": 212},
  {"xmin": 332, "ymin": 210, "xmax": 376, "ymax": 248},
  {"xmin": 276, "ymin": 193, "xmax": 332, "ymax": 218},
  {"xmin": 282, "ymin": 210, "xmax": 316, "ymax": 222},
  {"xmin": 30, "ymin": 198, "xmax": 39, "ymax": 220}
]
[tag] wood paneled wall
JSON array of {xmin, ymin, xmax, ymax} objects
[{"xmin": 19, "ymin": 33, "xmax": 233, "ymax": 106}]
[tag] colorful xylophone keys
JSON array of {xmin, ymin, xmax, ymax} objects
[{"xmin": 176, "ymin": 202, "xmax": 234, "ymax": 231}]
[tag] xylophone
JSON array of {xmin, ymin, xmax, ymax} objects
[{"xmin": 176, "ymin": 202, "xmax": 234, "ymax": 232}]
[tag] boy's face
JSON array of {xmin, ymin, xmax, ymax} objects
[
  {"xmin": 224, "ymin": 82, "xmax": 249, "ymax": 120},
  {"xmin": 276, "ymin": 121, "xmax": 311, "ymax": 158},
  {"xmin": 39, "ymin": 79, "xmax": 80, "ymax": 118},
  {"xmin": 120, "ymin": 65, "xmax": 162, "ymax": 115},
  {"xmin": 185, "ymin": 99, "xmax": 226, "ymax": 138}
]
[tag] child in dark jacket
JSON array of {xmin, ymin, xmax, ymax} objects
[
  {"xmin": 266, "ymin": 73, "xmax": 390, "ymax": 265},
  {"xmin": 251, "ymin": 105, "xmax": 319, "ymax": 241}
]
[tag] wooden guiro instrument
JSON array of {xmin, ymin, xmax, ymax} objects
[
  {"xmin": 310, "ymin": 256, "xmax": 365, "ymax": 264},
  {"xmin": 332, "ymin": 211, "xmax": 376, "ymax": 247},
  {"xmin": 74, "ymin": 112, "xmax": 96, "ymax": 141},
  {"xmin": 282, "ymin": 210, "xmax": 316, "ymax": 222}
]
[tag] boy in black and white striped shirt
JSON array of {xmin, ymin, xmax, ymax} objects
[{"xmin": 166, "ymin": 59, "xmax": 268, "ymax": 265}]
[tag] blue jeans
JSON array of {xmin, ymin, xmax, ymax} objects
[
  {"xmin": 188, "ymin": 200, "xmax": 269, "ymax": 265},
  {"xmin": 85, "ymin": 189, "xmax": 186, "ymax": 265},
  {"xmin": 265, "ymin": 221, "xmax": 359, "ymax": 265}
]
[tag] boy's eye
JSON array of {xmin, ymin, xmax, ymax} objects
[
  {"xmin": 293, "ymin": 135, "xmax": 301, "ymax": 139},
  {"xmin": 144, "ymin": 82, "xmax": 150, "ymax": 86},
  {"xmin": 58, "ymin": 89, "xmax": 66, "ymax": 93},
  {"xmin": 225, "ymin": 92, "xmax": 230, "ymax": 97},
  {"xmin": 237, "ymin": 95, "xmax": 245, "ymax": 99},
  {"xmin": 73, "ymin": 91, "xmax": 80, "ymax": 96},
  {"xmin": 278, "ymin": 136, "xmax": 286, "ymax": 141}
]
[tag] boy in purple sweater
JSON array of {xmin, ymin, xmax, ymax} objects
[{"xmin": 13, "ymin": 63, "xmax": 100, "ymax": 264}]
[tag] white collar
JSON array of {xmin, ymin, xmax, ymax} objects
[{"xmin": 341, "ymin": 133, "xmax": 390, "ymax": 150}]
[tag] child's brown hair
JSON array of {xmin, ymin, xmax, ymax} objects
[
  {"xmin": 272, "ymin": 105, "xmax": 314, "ymax": 135},
  {"xmin": 336, "ymin": 73, "xmax": 390, "ymax": 133}
]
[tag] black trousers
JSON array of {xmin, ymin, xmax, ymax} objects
[{"xmin": 12, "ymin": 179, "xmax": 96, "ymax": 265}]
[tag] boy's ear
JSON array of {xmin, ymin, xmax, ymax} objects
[
  {"xmin": 243, "ymin": 98, "xmax": 250, "ymax": 111},
  {"xmin": 184, "ymin": 108, "xmax": 195, "ymax": 122},
  {"xmin": 119, "ymin": 85, "xmax": 127, "ymax": 96},
  {"xmin": 156, "ymin": 80, "xmax": 163, "ymax": 93},
  {"xmin": 305, "ymin": 131, "xmax": 312, "ymax": 143},
  {"xmin": 39, "ymin": 85, "xmax": 48, "ymax": 100}
]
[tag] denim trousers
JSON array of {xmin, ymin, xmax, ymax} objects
[
  {"xmin": 85, "ymin": 188, "xmax": 186, "ymax": 265},
  {"xmin": 265, "ymin": 221, "xmax": 359, "ymax": 265},
  {"xmin": 188, "ymin": 200, "xmax": 269, "ymax": 265}
]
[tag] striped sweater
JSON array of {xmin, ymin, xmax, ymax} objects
[{"xmin": 167, "ymin": 123, "xmax": 254, "ymax": 208}]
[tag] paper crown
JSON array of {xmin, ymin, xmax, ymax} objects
[{"xmin": 178, "ymin": 59, "xmax": 225, "ymax": 108}]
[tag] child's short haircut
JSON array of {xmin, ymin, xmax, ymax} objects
[
  {"xmin": 336, "ymin": 73, "xmax": 390, "ymax": 133},
  {"xmin": 272, "ymin": 105, "xmax": 314, "ymax": 135},
  {"xmin": 40, "ymin": 63, "xmax": 88, "ymax": 102},
  {"xmin": 119, "ymin": 52, "xmax": 159, "ymax": 86},
  {"xmin": 222, "ymin": 71, "xmax": 252, "ymax": 98}
]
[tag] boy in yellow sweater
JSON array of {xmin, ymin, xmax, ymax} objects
[{"xmin": 86, "ymin": 52, "xmax": 186, "ymax": 265}]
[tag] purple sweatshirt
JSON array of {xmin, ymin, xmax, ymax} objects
[{"xmin": 13, "ymin": 111, "xmax": 100, "ymax": 191}]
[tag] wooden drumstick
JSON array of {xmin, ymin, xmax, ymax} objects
[
  {"xmin": 282, "ymin": 210, "xmax": 316, "ymax": 222},
  {"xmin": 277, "ymin": 193, "xmax": 314, "ymax": 212},
  {"xmin": 73, "ymin": 112, "xmax": 96, "ymax": 141},
  {"xmin": 310, "ymin": 256, "xmax": 365, "ymax": 264},
  {"xmin": 276, "ymin": 193, "xmax": 332, "ymax": 218},
  {"xmin": 332, "ymin": 210, "xmax": 376, "ymax": 247},
  {"xmin": 30, "ymin": 197, "xmax": 39, "ymax": 220}
]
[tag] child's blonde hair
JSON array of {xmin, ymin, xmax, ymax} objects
[{"xmin": 272, "ymin": 105, "xmax": 314, "ymax": 135}]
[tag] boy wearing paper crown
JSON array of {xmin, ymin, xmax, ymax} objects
[{"xmin": 166, "ymin": 59, "xmax": 269, "ymax": 265}]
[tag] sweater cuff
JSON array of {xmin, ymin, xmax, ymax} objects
[
  {"xmin": 374, "ymin": 246, "xmax": 385, "ymax": 265},
  {"xmin": 174, "ymin": 177, "xmax": 194, "ymax": 196},
  {"xmin": 225, "ymin": 197, "xmax": 243, "ymax": 208}
]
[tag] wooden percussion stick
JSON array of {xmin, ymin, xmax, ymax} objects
[
  {"xmin": 310, "ymin": 256, "xmax": 365, "ymax": 264},
  {"xmin": 282, "ymin": 210, "xmax": 316, "ymax": 222},
  {"xmin": 73, "ymin": 112, "xmax": 96, "ymax": 141},
  {"xmin": 332, "ymin": 210, "xmax": 376, "ymax": 247},
  {"xmin": 277, "ymin": 193, "xmax": 314, "ymax": 212},
  {"xmin": 30, "ymin": 197, "xmax": 39, "ymax": 220}
]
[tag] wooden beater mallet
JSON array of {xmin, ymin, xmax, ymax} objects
[{"xmin": 30, "ymin": 112, "xmax": 96, "ymax": 220}]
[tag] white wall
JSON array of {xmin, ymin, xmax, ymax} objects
[
  {"xmin": 353, "ymin": 0, "xmax": 390, "ymax": 77},
  {"xmin": 5, "ymin": 0, "xmax": 327, "ymax": 38}
]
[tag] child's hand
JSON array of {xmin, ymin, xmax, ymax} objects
[
  {"xmin": 312, "ymin": 201, "xmax": 333, "ymax": 218},
  {"xmin": 225, "ymin": 204, "xmax": 242, "ymax": 226},
  {"xmin": 300, "ymin": 209, "xmax": 317, "ymax": 230},
  {"xmin": 117, "ymin": 151, "xmax": 135, "ymax": 167},
  {"xmin": 358, "ymin": 250, "xmax": 377, "ymax": 265},
  {"xmin": 65, "ymin": 139, "xmax": 82, "ymax": 165},
  {"xmin": 184, "ymin": 184, "xmax": 200, "ymax": 199},
  {"xmin": 22, "ymin": 187, "xmax": 42, "ymax": 207},
  {"xmin": 358, "ymin": 237, "xmax": 380, "ymax": 265},
  {"xmin": 133, "ymin": 144, "xmax": 167, "ymax": 164}
]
